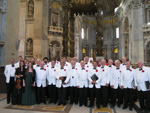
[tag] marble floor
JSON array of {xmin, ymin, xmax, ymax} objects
[{"xmin": 0, "ymin": 94, "xmax": 147, "ymax": 113}]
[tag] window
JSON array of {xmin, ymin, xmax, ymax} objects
[
  {"xmin": 81, "ymin": 28, "xmax": 84, "ymax": 39},
  {"xmin": 116, "ymin": 27, "xmax": 119, "ymax": 38},
  {"xmin": 114, "ymin": 7, "xmax": 119, "ymax": 13}
]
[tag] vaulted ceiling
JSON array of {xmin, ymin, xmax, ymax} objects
[{"xmin": 70, "ymin": 0, "xmax": 121, "ymax": 16}]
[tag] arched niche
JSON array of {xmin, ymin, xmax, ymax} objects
[{"xmin": 49, "ymin": 1, "xmax": 62, "ymax": 27}]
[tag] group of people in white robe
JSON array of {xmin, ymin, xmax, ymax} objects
[{"xmin": 4, "ymin": 56, "xmax": 150, "ymax": 112}]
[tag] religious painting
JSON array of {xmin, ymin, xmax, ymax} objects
[{"xmin": 26, "ymin": 38, "xmax": 33, "ymax": 56}]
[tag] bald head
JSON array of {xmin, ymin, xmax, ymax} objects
[
  {"xmin": 138, "ymin": 61, "xmax": 144, "ymax": 69},
  {"xmin": 40, "ymin": 61, "xmax": 45, "ymax": 68},
  {"xmin": 60, "ymin": 60, "xmax": 65, "ymax": 68},
  {"xmin": 101, "ymin": 59, "xmax": 106, "ymax": 67},
  {"xmin": 122, "ymin": 57, "xmax": 126, "ymax": 63},
  {"xmin": 115, "ymin": 60, "xmax": 120, "ymax": 68},
  {"xmin": 36, "ymin": 59, "xmax": 41, "ymax": 65},
  {"xmin": 71, "ymin": 59, "xmax": 76, "ymax": 67},
  {"xmin": 80, "ymin": 60, "xmax": 85, "ymax": 68},
  {"xmin": 84, "ymin": 56, "xmax": 89, "ymax": 63},
  {"xmin": 73, "ymin": 57, "xmax": 78, "ymax": 62},
  {"xmin": 108, "ymin": 59, "xmax": 113, "ymax": 66}
]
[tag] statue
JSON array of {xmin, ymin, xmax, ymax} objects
[
  {"xmin": 26, "ymin": 38, "xmax": 33, "ymax": 55},
  {"xmin": 52, "ymin": 44, "xmax": 57, "ymax": 57},
  {"xmin": 28, "ymin": 0, "xmax": 34, "ymax": 18}
]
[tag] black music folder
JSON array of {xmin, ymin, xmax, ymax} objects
[{"xmin": 91, "ymin": 74, "xmax": 98, "ymax": 81}]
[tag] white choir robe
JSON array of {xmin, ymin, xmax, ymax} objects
[
  {"xmin": 88, "ymin": 67, "xmax": 101, "ymax": 88},
  {"xmin": 4, "ymin": 64, "xmax": 16, "ymax": 83},
  {"xmin": 48, "ymin": 61, "xmax": 60, "ymax": 68},
  {"xmin": 15, "ymin": 62, "xmax": 20, "ymax": 68},
  {"xmin": 64, "ymin": 62, "xmax": 71, "ymax": 69},
  {"xmin": 120, "ymin": 63, "xmax": 127, "ymax": 69},
  {"xmin": 77, "ymin": 68, "xmax": 89, "ymax": 88},
  {"xmin": 36, "ymin": 68, "xmax": 47, "ymax": 87},
  {"xmin": 108, "ymin": 65, "xmax": 115, "ymax": 85},
  {"xmin": 110, "ymin": 67, "xmax": 123, "ymax": 89},
  {"xmin": 121, "ymin": 68, "xmax": 137, "ymax": 89},
  {"xmin": 55, "ymin": 67, "xmax": 70, "ymax": 88},
  {"xmin": 33, "ymin": 64, "xmax": 41, "ymax": 82},
  {"xmin": 69, "ymin": 67, "xmax": 79, "ymax": 87},
  {"xmin": 47, "ymin": 67, "xmax": 57, "ymax": 85},
  {"xmin": 75, "ymin": 62, "xmax": 81, "ymax": 68},
  {"xmin": 85, "ymin": 62, "xmax": 93, "ymax": 69},
  {"xmin": 100, "ymin": 65, "xmax": 110, "ymax": 86},
  {"xmin": 44, "ymin": 63, "xmax": 50, "ymax": 69},
  {"xmin": 135, "ymin": 66, "xmax": 150, "ymax": 91}
]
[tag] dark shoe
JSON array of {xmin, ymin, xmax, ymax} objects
[
  {"xmin": 57, "ymin": 103, "xmax": 61, "ymax": 106},
  {"xmin": 129, "ymin": 107, "xmax": 133, "ymax": 111},
  {"xmin": 117, "ymin": 104, "xmax": 121, "ymax": 108},
  {"xmin": 88, "ymin": 104, "xmax": 93, "ymax": 107},
  {"xmin": 84, "ymin": 104, "xmax": 87, "ymax": 107},
  {"xmin": 54, "ymin": 101, "xmax": 57, "ymax": 104},
  {"xmin": 70, "ymin": 102, "xmax": 73, "ymax": 105},
  {"xmin": 97, "ymin": 105, "xmax": 100, "ymax": 109},
  {"xmin": 103, "ymin": 104, "xmax": 107, "ymax": 107},
  {"xmin": 122, "ymin": 106, "xmax": 127, "ymax": 109},
  {"xmin": 79, "ymin": 104, "xmax": 83, "ymax": 107},
  {"xmin": 75, "ymin": 102, "xmax": 78, "ymax": 105},
  {"xmin": 49, "ymin": 101, "xmax": 52, "ymax": 104}
]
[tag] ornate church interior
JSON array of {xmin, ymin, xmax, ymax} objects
[
  {"xmin": 0, "ymin": 0, "xmax": 150, "ymax": 66},
  {"xmin": 0, "ymin": 0, "xmax": 150, "ymax": 113}
]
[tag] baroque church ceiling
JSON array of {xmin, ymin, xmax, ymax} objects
[{"xmin": 70, "ymin": 0, "xmax": 121, "ymax": 15}]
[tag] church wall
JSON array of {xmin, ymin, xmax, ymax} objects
[{"xmin": 4, "ymin": 0, "xmax": 20, "ymax": 65}]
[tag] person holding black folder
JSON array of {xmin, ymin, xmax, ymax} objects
[
  {"xmin": 88, "ymin": 61, "xmax": 101, "ymax": 108},
  {"xmin": 135, "ymin": 61, "xmax": 150, "ymax": 112},
  {"xmin": 121, "ymin": 61, "xmax": 137, "ymax": 111},
  {"xmin": 55, "ymin": 60, "xmax": 70, "ymax": 106}
]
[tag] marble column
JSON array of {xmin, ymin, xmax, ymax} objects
[
  {"xmin": 18, "ymin": 0, "xmax": 26, "ymax": 58},
  {"xmin": 0, "ymin": 0, "xmax": 7, "ymax": 66},
  {"xmin": 68, "ymin": 14, "xmax": 75, "ymax": 57},
  {"xmin": 42, "ymin": 0, "xmax": 49, "ymax": 58},
  {"xmin": 62, "ymin": 0, "xmax": 69, "ymax": 56},
  {"xmin": 131, "ymin": 1, "xmax": 144, "ymax": 63},
  {"xmin": 96, "ymin": 3, "xmax": 103, "ymax": 57}
]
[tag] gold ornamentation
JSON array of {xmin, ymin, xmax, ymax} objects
[{"xmin": 50, "ymin": 1, "xmax": 61, "ymax": 9}]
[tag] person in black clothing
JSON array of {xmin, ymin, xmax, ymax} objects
[{"xmin": 13, "ymin": 60, "xmax": 26, "ymax": 105}]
